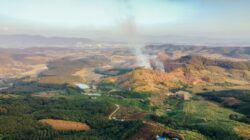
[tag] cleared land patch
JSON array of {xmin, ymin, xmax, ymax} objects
[{"xmin": 39, "ymin": 119, "xmax": 90, "ymax": 131}]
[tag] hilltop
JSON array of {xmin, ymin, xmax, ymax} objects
[{"xmin": 111, "ymin": 55, "xmax": 250, "ymax": 93}]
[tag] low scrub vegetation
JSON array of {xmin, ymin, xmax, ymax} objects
[{"xmin": 149, "ymin": 99, "xmax": 250, "ymax": 140}]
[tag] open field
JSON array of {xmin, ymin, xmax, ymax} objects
[{"xmin": 39, "ymin": 119, "xmax": 90, "ymax": 131}]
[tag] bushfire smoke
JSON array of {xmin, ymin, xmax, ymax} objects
[
  {"xmin": 150, "ymin": 55, "xmax": 165, "ymax": 72},
  {"xmin": 119, "ymin": 0, "xmax": 164, "ymax": 71},
  {"xmin": 119, "ymin": 0, "xmax": 151, "ymax": 68}
]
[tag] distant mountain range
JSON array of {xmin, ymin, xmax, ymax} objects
[
  {"xmin": 1, "ymin": 34, "xmax": 250, "ymax": 48},
  {"xmin": 0, "ymin": 34, "xmax": 94, "ymax": 48},
  {"xmin": 145, "ymin": 44, "xmax": 250, "ymax": 59},
  {"xmin": 143, "ymin": 35, "xmax": 250, "ymax": 46}
]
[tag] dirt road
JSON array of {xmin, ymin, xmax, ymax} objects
[{"xmin": 108, "ymin": 104, "xmax": 120, "ymax": 120}]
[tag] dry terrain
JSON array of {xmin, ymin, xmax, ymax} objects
[{"xmin": 39, "ymin": 119, "xmax": 90, "ymax": 131}]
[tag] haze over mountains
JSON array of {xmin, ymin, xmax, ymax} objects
[
  {"xmin": 0, "ymin": 34, "xmax": 94, "ymax": 48},
  {"xmin": 1, "ymin": 34, "xmax": 250, "ymax": 48},
  {"xmin": 1, "ymin": 0, "xmax": 250, "ymax": 139}
]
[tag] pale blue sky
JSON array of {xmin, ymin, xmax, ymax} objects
[{"xmin": 0, "ymin": 0, "xmax": 250, "ymax": 42}]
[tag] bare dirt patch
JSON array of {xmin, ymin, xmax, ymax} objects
[
  {"xmin": 39, "ymin": 119, "xmax": 90, "ymax": 131},
  {"xmin": 125, "ymin": 112, "xmax": 147, "ymax": 120},
  {"xmin": 222, "ymin": 97, "xmax": 241, "ymax": 106}
]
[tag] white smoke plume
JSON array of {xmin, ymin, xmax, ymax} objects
[
  {"xmin": 118, "ymin": 0, "xmax": 151, "ymax": 68},
  {"xmin": 134, "ymin": 44, "xmax": 151, "ymax": 68},
  {"xmin": 150, "ymin": 55, "xmax": 165, "ymax": 72},
  {"xmin": 156, "ymin": 61, "xmax": 165, "ymax": 72}
]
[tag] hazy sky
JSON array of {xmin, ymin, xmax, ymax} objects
[{"xmin": 0, "ymin": 0, "xmax": 250, "ymax": 42}]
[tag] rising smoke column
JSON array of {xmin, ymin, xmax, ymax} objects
[
  {"xmin": 150, "ymin": 55, "xmax": 165, "ymax": 72},
  {"xmin": 119, "ymin": 0, "xmax": 151, "ymax": 68},
  {"xmin": 134, "ymin": 44, "xmax": 151, "ymax": 68}
]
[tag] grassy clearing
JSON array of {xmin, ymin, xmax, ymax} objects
[{"xmin": 180, "ymin": 101, "xmax": 241, "ymax": 122}]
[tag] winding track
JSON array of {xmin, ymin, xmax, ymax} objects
[{"xmin": 108, "ymin": 104, "xmax": 120, "ymax": 120}]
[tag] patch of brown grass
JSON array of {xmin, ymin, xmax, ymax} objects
[
  {"xmin": 234, "ymin": 124, "xmax": 250, "ymax": 139},
  {"xmin": 222, "ymin": 97, "xmax": 241, "ymax": 106},
  {"xmin": 39, "ymin": 119, "xmax": 90, "ymax": 131},
  {"xmin": 125, "ymin": 113, "xmax": 148, "ymax": 120},
  {"xmin": 22, "ymin": 64, "xmax": 48, "ymax": 77},
  {"xmin": 38, "ymin": 75, "xmax": 82, "ymax": 85},
  {"xmin": 72, "ymin": 68, "xmax": 102, "ymax": 83},
  {"xmin": 116, "ymin": 68, "xmax": 186, "ymax": 93}
]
